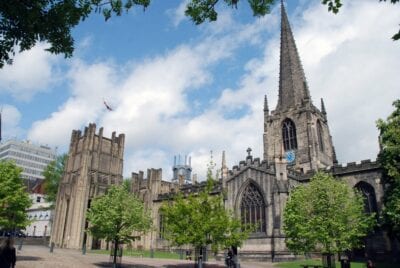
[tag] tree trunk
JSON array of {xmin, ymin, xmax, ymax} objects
[{"xmin": 113, "ymin": 239, "xmax": 118, "ymax": 268}]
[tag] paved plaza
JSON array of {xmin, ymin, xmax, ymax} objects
[{"xmin": 15, "ymin": 245, "xmax": 275, "ymax": 268}]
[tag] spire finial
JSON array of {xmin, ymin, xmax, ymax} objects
[
  {"xmin": 277, "ymin": 0, "xmax": 311, "ymax": 111},
  {"xmin": 264, "ymin": 95, "xmax": 269, "ymax": 112},
  {"xmin": 321, "ymin": 98, "xmax": 326, "ymax": 115}
]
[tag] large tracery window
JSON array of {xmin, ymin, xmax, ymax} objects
[
  {"xmin": 240, "ymin": 183, "xmax": 266, "ymax": 233},
  {"xmin": 282, "ymin": 119, "xmax": 298, "ymax": 151},
  {"xmin": 317, "ymin": 120, "xmax": 324, "ymax": 152},
  {"xmin": 355, "ymin": 182, "xmax": 378, "ymax": 214}
]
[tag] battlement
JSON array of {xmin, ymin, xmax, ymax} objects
[
  {"xmin": 229, "ymin": 156, "xmax": 270, "ymax": 176},
  {"xmin": 331, "ymin": 159, "xmax": 381, "ymax": 175},
  {"xmin": 70, "ymin": 123, "xmax": 125, "ymax": 149}
]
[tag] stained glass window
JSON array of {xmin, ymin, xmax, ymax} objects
[{"xmin": 240, "ymin": 183, "xmax": 266, "ymax": 233}]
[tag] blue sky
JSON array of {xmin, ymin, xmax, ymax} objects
[{"xmin": 0, "ymin": 0, "xmax": 399, "ymax": 179}]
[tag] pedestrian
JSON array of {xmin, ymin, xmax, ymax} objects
[
  {"xmin": 366, "ymin": 259, "xmax": 375, "ymax": 268},
  {"xmin": 0, "ymin": 237, "xmax": 16, "ymax": 268}
]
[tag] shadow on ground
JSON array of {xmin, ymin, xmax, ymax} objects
[
  {"xmin": 17, "ymin": 256, "xmax": 43, "ymax": 261},
  {"xmin": 94, "ymin": 262, "xmax": 226, "ymax": 268},
  {"xmin": 95, "ymin": 262, "xmax": 155, "ymax": 268}
]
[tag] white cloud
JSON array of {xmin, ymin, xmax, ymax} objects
[
  {"xmin": 0, "ymin": 105, "xmax": 24, "ymax": 140},
  {"xmin": 0, "ymin": 44, "xmax": 61, "ymax": 101},
  {"xmin": 167, "ymin": 0, "xmax": 190, "ymax": 27},
  {"xmin": 26, "ymin": 0, "xmax": 400, "ymax": 180}
]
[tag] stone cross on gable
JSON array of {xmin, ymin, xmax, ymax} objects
[{"xmin": 247, "ymin": 147, "xmax": 252, "ymax": 156}]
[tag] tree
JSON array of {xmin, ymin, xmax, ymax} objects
[
  {"xmin": 321, "ymin": 0, "xmax": 400, "ymax": 40},
  {"xmin": 0, "ymin": 0, "xmax": 150, "ymax": 68},
  {"xmin": 160, "ymin": 173, "xmax": 251, "ymax": 266},
  {"xmin": 377, "ymin": 99, "xmax": 400, "ymax": 238},
  {"xmin": 1, "ymin": 0, "xmax": 398, "ymax": 68},
  {"xmin": 0, "ymin": 160, "xmax": 32, "ymax": 231},
  {"xmin": 86, "ymin": 185, "xmax": 152, "ymax": 267},
  {"xmin": 43, "ymin": 154, "xmax": 67, "ymax": 205},
  {"xmin": 283, "ymin": 172, "xmax": 375, "ymax": 267}
]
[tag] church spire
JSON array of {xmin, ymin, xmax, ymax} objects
[{"xmin": 277, "ymin": 1, "xmax": 311, "ymax": 111}]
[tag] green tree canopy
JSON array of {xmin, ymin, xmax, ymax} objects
[
  {"xmin": 86, "ymin": 184, "xmax": 152, "ymax": 266},
  {"xmin": 0, "ymin": 0, "xmax": 150, "ymax": 68},
  {"xmin": 2, "ymin": 0, "xmax": 398, "ymax": 69},
  {"xmin": 43, "ymin": 154, "xmax": 67, "ymax": 205},
  {"xmin": 283, "ymin": 172, "xmax": 375, "ymax": 259},
  {"xmin": 0, "ymin": 160, "xmax": 32, "ymax": 230},
  {"xmin": 377, "ymin": 99, "xmax": 400, "ymax": 237},
  {"xmin": 160, "ymin": 175, "xmax": 250, "ymax": 255}
]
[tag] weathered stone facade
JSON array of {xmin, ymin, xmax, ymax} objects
[
  {"xmin": 51, "ymin": 123, "xmax": 125, "ymax": 249},
  {"xmin": 129, "ymin": 3, "xmax": 389, "ymax": 261}
]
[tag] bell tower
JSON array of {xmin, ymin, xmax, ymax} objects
[{"xmin": 263, "ymin": 2, "xmax": 336, "ymax": 173}]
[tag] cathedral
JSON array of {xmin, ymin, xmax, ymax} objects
[{"xmin": 51, "ymin": 2, "xmax": 390, "ymax": 261}]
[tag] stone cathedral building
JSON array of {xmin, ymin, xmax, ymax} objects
[
  {"xmin": 129, "ymin": 3, "xmax": 387, "ymax": 260},
  {"xmin": 51, "ymin": 3, "xmax": 392, "ymax": 260}
]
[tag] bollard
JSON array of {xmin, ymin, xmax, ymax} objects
[
  {"xmin": 50, "ymin": 242, "xmax": 55, "ymax": 253},
  {"xmin": 179, "ymin": 249, "xmax": 184, "ymax": 260},
  {"xmin": 18, "ymin": 239, "xmax": 23, "ymax": 250},
  {"xmin": 198, "ymin": 256, "xmax": 203, "ymax": 268}
]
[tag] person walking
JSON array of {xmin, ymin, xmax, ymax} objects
[{"xmin": 0, "ymin": 238, "xmax": 16, "ymax": 268}]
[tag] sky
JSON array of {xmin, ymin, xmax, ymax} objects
[{"xmin": 0, "ymin": 0, "xmax": 399, "ymax": 180}]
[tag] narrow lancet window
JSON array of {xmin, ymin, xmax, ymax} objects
[
  {"xmin": 282, "ymin": 119, "xmax": 297, "ymax": 151},
  {"xmin": 317, "ymin": 120, "xmax": 324, "ymax": 152}
]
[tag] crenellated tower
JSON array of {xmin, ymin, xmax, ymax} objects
[
  {"xmin": 263, "ymin": 2, "xmax": 335, "ymax": 173},
  {"xmin": 51, "ymin": 123, "xmax": 125, "ymax": 250}
]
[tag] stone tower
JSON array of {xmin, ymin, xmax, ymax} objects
[
  {"xmin": 263, "ymin": 2, "xmax": 336, "ymax": 173},
  {"xmin": 51, "ymin": 123, "xmax": 125, "ymax": 249}
]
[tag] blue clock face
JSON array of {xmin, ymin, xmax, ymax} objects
[{"xmin": 285, "ymin": 151, "xmax": 296, "ymax": 163}]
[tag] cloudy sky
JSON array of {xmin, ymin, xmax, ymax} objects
[{"xmin": 0, "ymin": 0, "xmax": 399, "ymax": 179}]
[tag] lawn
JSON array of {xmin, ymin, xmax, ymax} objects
[
  {"xmin": 274, "ymin": 259, "xmax": 398, "ymax": 268},
  {"xmin": 88, "ymin": 248, "xmax": 181, "ymax": 259}
]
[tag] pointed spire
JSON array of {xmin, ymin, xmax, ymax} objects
[
  {"xmin": 264, "ymin": 95, "xmax": 269, "ymax": 112},
  {"xmin": 321, "ymin": 98, "xmax": 326, "ymax": 115},
  {"xmin": 277, "ymin": 1, "xmax": 311, "ymax": 111}
]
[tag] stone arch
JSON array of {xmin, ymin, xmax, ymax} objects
[
  {"xmin": 354, "ymin": 181, "xmax": 378, "ymax": 214},
  {"xmin": 282, "ymin": 118, "xmax": 298, "ymax": 151},
  {"xmin": 235, "ymin": 179, "xmax": 267, "ymax": 233}
]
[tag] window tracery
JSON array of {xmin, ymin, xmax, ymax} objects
[
  {"xmin": 355, "ymin": 182, "xmax": 378, "ymax": 214},
  {"xmin": 282, "ymin": 119, "xmax": 297, "ymax": 151},
  {"xmin": 240, "ymin": 183, "xmax": 266, "ymax": 233}
]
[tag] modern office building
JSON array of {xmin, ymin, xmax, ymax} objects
[{"xmin": 0, "ymin": 139, "xmax": 57, "ymax": 182}]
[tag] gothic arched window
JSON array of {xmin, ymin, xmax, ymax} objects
[
  {"xmin": 355, "ymin": 182, "xmax": 378, "ymax": 214},
  {"xmin": 317, "ymin": 120, "xmax": 324, "ymax": 152},
  {"xmin": 282, "ymin": 119, "xmax": 298, "ymax": 151},
  {"xmin": 240, "ymin": 183, "xmax": 266, "ymax": 233}
]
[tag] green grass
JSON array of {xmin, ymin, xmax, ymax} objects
[
  {"xmin": 274, "ymin": 259, "xmax": 399, "ymax": 268},
  {"xmin": 88, "ymin": 249, "xmax": 181, "ymax": 259},
  {"xmin": 274, "ymin": 259, "xmax": 365, "ymax": 268}
]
